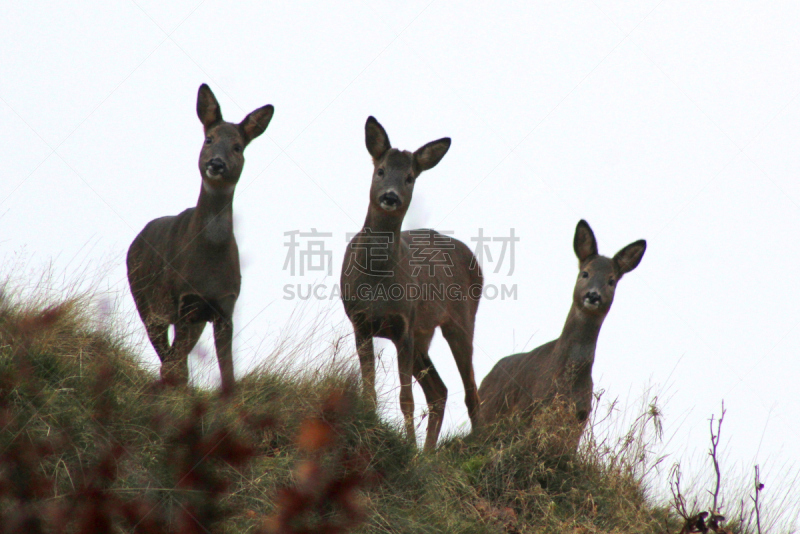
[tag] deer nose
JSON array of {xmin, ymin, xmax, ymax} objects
[
  {"xmin": 379, "ymin": 191, "xmax": 401, "ymax": 210},
  {"xmin": 585, "ymin": 291, "xmax": 601, "ymax": 305},
  {"xmin": 206, "ymin": 158, "xmax": 226, "ymax": 174}
]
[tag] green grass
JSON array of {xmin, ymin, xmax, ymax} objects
[{"xmin": 0, "ymin": 287, "xmax": 794, "ymax": 533}]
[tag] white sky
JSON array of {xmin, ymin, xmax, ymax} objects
[{"xmin": 2, "ymin": 0, "xmax": 799, "ymax": 509}]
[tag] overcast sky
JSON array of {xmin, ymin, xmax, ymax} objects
[{"xmin": 2, "ymin": 0, "xmax": 799, "ymax": 509}]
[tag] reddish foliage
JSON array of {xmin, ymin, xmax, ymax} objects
[
  {"xmin": 0, "ymin": 341, "xmax": 273, "ymax": 533},
  {"xmin": 258, "ymin": 391, "xmax": 369, "ymax": 534},
  {"xmin": 0, "ymin": 303, "xmax": 370, "ymax": 533}
]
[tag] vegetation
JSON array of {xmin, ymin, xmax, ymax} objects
[{"xmin": 0, "ymin": 286, "xmax": 795, "ymax": 533}]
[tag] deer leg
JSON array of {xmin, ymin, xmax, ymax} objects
[
  {"xmin": 212, "ymin": 316, "xmax": 235, "ymax": 397},
  {"xmin": 441, "ymin": 322, "xmax": 481, "ymax": 430},
  {"xmin": 354, "ymin": 329, "xmax": 377, "ymax": 408},
  {"xmin": 412, "ymin": 329, "xmax": 447, "ymax": 452},
  {"xmin": 164, "ymin": 320, "xmax": 205, "ymax": 388},
  {"xmin": 394, "ymin": 334, "xmax": 416, "ymax": 445},
  {"xmin": 143, "ymin": 317, "xmax": 170, "ymax": 363}
]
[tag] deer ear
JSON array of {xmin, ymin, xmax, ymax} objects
[
  {"xmin": 365, "ymin": 116, "xmax": 391, "ymax": 161},
  {"xmin": 239, "ymin": 104, "xmax": 274, "ymax": 145},
  {"xmin": 573, "ymin": 220, "xmax": 598, "ymax": 262},
  {"xmin": 197, "ymin": 84, "xmax": 222, "ymax": 129},
  {"xmin": 414, "ymin": 138, "xmax": 451, "ymax": 173},
  {"xmin": 613, "ymin": 239, "xmax": 646, "ymax": 276}
]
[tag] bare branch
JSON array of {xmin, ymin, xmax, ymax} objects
[
  {"xmin": 708, "ymin": 401, "xmax": 726, "ymax": 514},
  {"xmin": 670, "ymin": 463, "xmax": 690, "ymax": 520},
  {"xmin": 751, "ymin": 464, "xmax": 764, "ymax": 534}
]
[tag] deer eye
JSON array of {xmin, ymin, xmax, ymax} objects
[
  {"xmin": 205, "ymin": 136, "xmax": 212, "ymax": 145},
  {"xmin": 405, "ymin": 174, "xmax": 413, "ymax": 184},
  {"xmin": 581, "ymin": 271, "xmax": 589, "ymax": 279},
  {"xmin": 377, "ymin": 168, "xmax": 384, "ymax": 177},
  {"xmin": 608, "ymin": 278, "xmax": 615, "ymax": 286},
  {"xmin": 233, "ymin": 144, "xmax": 243, "ymax": 153}
]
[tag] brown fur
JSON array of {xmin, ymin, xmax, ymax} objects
[
  {"xmin": 126, "ymin": 84, "xmax": 273, "ymax": 395},
  {"xmin": 478, "ymin": 220, "xmax": 645, "ymax": 447},
  {"xmin": 341, "ymin": 117, "xmax": 483, "ymax": 450}
]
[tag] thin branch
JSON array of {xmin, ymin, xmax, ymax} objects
[
  {"xmin": 751, "ymin": 464, "xmax": 764, "ymax": 534},
  {"xmin": 708, "ymin": 401, "xmax": 725, "ymax": 514},
  {"xmin": 670, "ymin": 463, "xmax": 690, "ymax": 520}
]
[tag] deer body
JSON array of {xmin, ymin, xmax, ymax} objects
[
  {"xmin": 478, "ymin": 220, "xmax": 646, "ymax": 439},
  {"xmin": 341, "ymin": 117, "xmax": 483, "ymax": 450},
  {"xmin": 127, "ymin": 84, "xmax": 273, "ymax": 394}
]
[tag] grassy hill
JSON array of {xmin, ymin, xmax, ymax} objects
[{"xmin": 0, "ymin": 288, "xmax": 787, "ymax": 533}]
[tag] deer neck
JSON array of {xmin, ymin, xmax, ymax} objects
[
  {"xmin": 193, "ymin": 181, "xmax": 235, "ymax": 244},
  {"xmin": 553, "ymin": 304, "xmax": 605, "ymax": 376},
  {"xmin": 358, "ymin": 205, "xmax": 405, "ymax": 268}
]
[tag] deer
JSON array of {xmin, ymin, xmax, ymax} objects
[
  {"xmin": 126, "ymin": 84, "xmax": 274, "ymax": 395},
  {"xmin": 478, "ymin": 220, "xmax": 646, "ymax": 446},
  {"xmin": 340, "ymin": 117, "xmax": 483, "ymax": 451}
]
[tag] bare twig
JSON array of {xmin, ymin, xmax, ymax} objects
[
  {"xmin": 708, "ymin": 401, "xmax": 725, "ymax": 514},
  {"xmin": 670, "ymin": 463, "xmax": 690, "ymax": 520},
  {"xmin": 751, "ymin": 465, "xmax": 764, "ymax": 534}
]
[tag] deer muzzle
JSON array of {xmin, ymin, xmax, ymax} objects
[
  {"xmin": 583, "ymin": 291, "xmax": 602, "ymax": 309},
  {"xmin": 379, "ymin": 191, "xmax": 401, "ymax": 211},
  {"xmin": 205, "ymin": 158, "xmax": 227, "ymax": 178}
]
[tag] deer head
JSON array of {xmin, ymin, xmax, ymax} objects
[
  {"xmin": 196, "ymin": 84, "xmax": 274, "ymax": 194},
  {"xmin": 364, "ymin": 116, "xmax": 451, "ymax": 218},
  {"xmin": 572, "ymin": 219, "xmax": 646, "ymax": 317}
]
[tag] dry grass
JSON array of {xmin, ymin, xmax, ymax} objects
[{"xmin": 0, "ymin": 282, "xmax": 797, "ymax": 533}]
